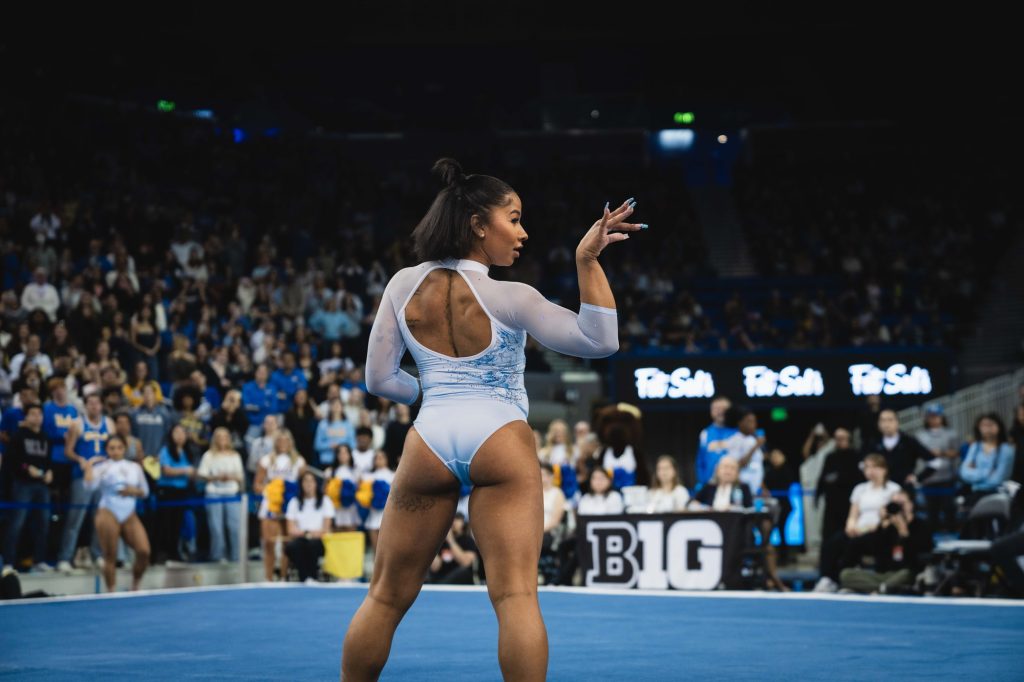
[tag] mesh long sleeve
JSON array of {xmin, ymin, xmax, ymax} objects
[
  {"xmin": 365, "ymin": 282, "xmax": 420, "ymax": 405},
  {"xmin": 495, "ymin": 282, "xmax": 619, "ymax": 358}
]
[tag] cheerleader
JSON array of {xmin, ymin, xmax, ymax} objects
[{"xmin": 253, "ymin": 430, "xmax": 305, "ymax": 581}]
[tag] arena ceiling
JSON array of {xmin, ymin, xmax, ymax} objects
[{"xmin": 5, "ymin": 2, "xmax": 1016, "ymax": 133}]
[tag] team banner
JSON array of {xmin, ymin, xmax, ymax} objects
[
  {"xmin": 611, "ymin": 350, "xmax": 952, "ymax": 409},
  {"xmin": 577, "ymin": 512, "xmax": 753, "ymax": 590}
]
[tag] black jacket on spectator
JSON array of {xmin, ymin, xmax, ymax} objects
[
  {"xmin": 7, "ymin": 426, "xmax": 52, "ymax": 483},
  {"xmin": 209, "ymin": 408, "xmax": 250, "ymax": 455},
  {"xmin": 875, "ymin": 519, "xmax": 933, "ymax": 573},
  {"xmin": 383, "ymin": 420, "xmax": 412, "ymax": 469},
  {"xmin": 816, "ymin": 447, "xmax": 865, "ymax": 539},
  {"xmin": 696, "ymin": 482, "xmax": 753, "ymax": 509},
  {"xmin": 1010, "ymin": 420, "xmax": 1024, "ymax": 484},
  {"xmin": 870, "ymin": 432, "xmax": 930, "ymax": 484}
]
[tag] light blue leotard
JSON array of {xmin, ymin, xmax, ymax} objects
[{"xmin": 366, "ymin": 258, "xmax": 618, "ymax": 486}]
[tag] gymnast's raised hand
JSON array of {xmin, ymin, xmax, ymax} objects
[{"xmin": 575, "ymin": 197, "xmax": 646, "ymax": 262}]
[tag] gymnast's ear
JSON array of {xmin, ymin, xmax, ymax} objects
[{"xmin": 470, "ymin": 213, "xmax": 486, "ymax": 234}]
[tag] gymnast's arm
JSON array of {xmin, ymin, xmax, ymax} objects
[
  {"xmin": 500, "ymin": 282, "xmax": 619, "ymax": 358},
  {"xmin": 497, "ymin": 196, "xmax": 641, "ymax": 358},
  {"xmin": 365, "ymin": 282, "xmax": 420, "ymax": 405}
]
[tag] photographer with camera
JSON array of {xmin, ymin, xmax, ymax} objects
[{"xmin": 838, "ymin": 487, "xmax": 933, "ymax": 594}]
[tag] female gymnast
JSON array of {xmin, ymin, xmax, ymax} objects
[
  {"xmin": 82, "ymin": 434, "xmax": 151, "ymax": 591},
  {"xmin": 341, "ymin": 158, "xmax": 642, "ymax": 680}
]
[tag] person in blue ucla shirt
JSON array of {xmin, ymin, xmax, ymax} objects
[
  {"xmin": 695, "ymin": 395, "xmax": 736, "ymax": 488},
  {"xmin": 270, "ymin": 351, "xmax": 308, "ymax": 413},
  {"xmin": 242, "ymin": 363, "xmax": 278, "ymax": 443},
  {"xmin": 57, "ymin": 392, "xmax": 114, "ymax": 572},
  {"xmin": 43, "ymin": 378, "xmax": 79, "ymax": 469}
]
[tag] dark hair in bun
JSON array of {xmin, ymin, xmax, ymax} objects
[{"xmin": 411, "ymin": 158, "xmax": 515, "ymax": 261}]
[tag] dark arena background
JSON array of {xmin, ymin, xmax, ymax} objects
[{"xmin": 1, "ymin": 3, "xmax": 1022, "ymax": 680}]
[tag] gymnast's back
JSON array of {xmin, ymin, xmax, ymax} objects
[{"xmin": 365, "ymin": 256, "xmax": 618, "ymax": 415}]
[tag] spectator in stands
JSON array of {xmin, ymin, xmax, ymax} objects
[
  {"xmin": 185, "ymin": 371, "xmax": 216, "ymax": 423},
  {"xmin": 577, "ymin": 468, "xmax": 625, "ymax": 515},
  {"xmin": 645, "ymin": 455, "xmax": 691, "ymax": 513},
  {"xmin": 815, "ymin": 454, "xmax": 901, "ymax": 592},
  {"xmin": 57, "ymin": 392, "xmax": 112, "ymax": 573},
  {"xmin": 284, "ymin": 470, "xmax": 335, "ymax": 583},
  {"xmin": 155, "ymin": 424, "xmax": 195, "ymax": 563},
  {"xmin": 720, "ymin": 406, "xmax": 766, "ymax": 495},
  {"xmin": 165, "ymin": 333, "xmax": 197, "ymax": 385},
  {"xmin": 696, "ymin": 395, "xmax": 734, "ymax": 488},
  {"xmin": 856, "ymin": 395, "xmax": 882, "ymax": 452},
  {"xmin": 839, "ymin": 486, "xmax": 933, "ymax": 594},
  {"xmin": 20, "ymin": 267, "xmax": 60, "ymax": 323},
  {"xmin": 330, "ymin": 445, "xmax": 361, "ymax": 530},
  {"xmin": 959, "ymin": 413, "xmax": 1015, "ymax": 502},
  {"xmin": 9, "ymin": 334, "xmax": 53, "ymax": 379},
  {"xmin": 352, "ymin": 426, "xmax": 376, "ymax": 481},
  {"xmin": 815, "ymin": 427, "xmax": 864, "ymax": 540},
  {"xmin": 174, "ymin": 384, "xmax": 209, "ymax": 454},
  {"xmin": 254, "ymin": 430, "xmax": 305, "ymax": 581},
  {"xmin": 208, "ymin": 389, "xmax": 249, "ymax": 460},
  {"xmin": 315, "ymin": 398, "xmax": 356, "ymax": 468},
  {"xmin": 571, "ymin": 420, "xmax": 591, "ymax": 464},
  {"xmin": 538, "ymin": 419, "xmax": 571, "ymax": 467},
  {"xmin": 43, "ymin": 376, "xmax": 78, "ymax": 498},
  {"xmin": 29, "ymin": 202, "xmax": 61, "ymax": 242},
  {"xmin": 871, "ymin": 409, "xmax": 930, "ymax": 486},
  {"xmin": 2, "ymin": 404, "xmax": 53, "ymax": 572},
  {"xmin": 113, "ymin": 412, "xmax": 143, "ymax": 462},
  {"xmin": 914, "ymin": 403, "xmax": 960, "ymax": 530},
  {"xmin": 541, "ymin": 463, "xmax": 567, "ymax": 546},
  {"xmin": 131, "ymin": 383, "xmax": 173, "ymax": 461},
  {"xmin": 428, "ymin": 513, "xmax": 478, "ymax": 585},
  {"xmin": 246, "ymin": 414, "xmax": 280, "ymax": 479},
  {"xmin": 198, "ymin": 427, "xmax": 246, "ymax": 563},
  {"xmin": 1011, "ymin": 403, "xmax": 1024, "ymax": 484},
  {"xmin": 82, "ymin": 434, "xmax": 151, "ymax": 592},
  {"xmin": 573, "ymin": 432, "xmax": 602, "ymax": 492},
  {"xmin": 692, "ymin": 457, "xmax": 753, "ymax": 511},
  {"xmin": 284, "ymin": 388, "xmax": 318, "ymax": 467},
  {"xmin": 242, "ymin": 363, "xmax": 277, "ymax": 444},
  {"xmin": 309, "ymin": 297, "xmax": 359, "ymax": 342},
  {"xmin": 915, "ymin": 404, "xmax": 960, "ymax": 484},
  {"xmin": 122, "ymin": 361, "xmax": 163, "ymax": 409},
  {"xmin": 763, "ymin": 448, "xmax": 796, "ymax": 516},
  {"xmin": 364, "ymin": 450, "xmax": 394, "ymax": 550},
  {"xmin": 129, "ymin": 304, "xmax": 161, "ymax": 382},
  {"xmin": 382, "ymin": 402, "xmax": 412, "ymax": 468},
  {"xmin": 271, "ymin": 351, "xmax": 307, "ymax": 413}
]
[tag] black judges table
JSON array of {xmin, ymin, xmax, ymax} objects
[{"xmin": 576, "ymin": 510, "xmax": 772, "ymax": 590}]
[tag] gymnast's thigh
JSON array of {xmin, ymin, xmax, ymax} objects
[{"xmin": 367, "ymin": 428, "xmax": 461, "ymax": 598}]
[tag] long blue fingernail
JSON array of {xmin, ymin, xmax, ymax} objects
[
  {"xmin": 626, "ymin": 197, "xmax": 635, "ymax": 203},
  {"xmin": 629, "ymin": 200, "xmax": 638, "ymax": 209},
  {"xmin": 639, "ymin": 223, "xmax": 649, "ymax": 229},
  {"xmin": 604, "ymin": 201, "xmax": 609, "ymax": 211}
]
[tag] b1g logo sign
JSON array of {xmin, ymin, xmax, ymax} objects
[
  {"xmin": 634, "ymin": 367, "xmax": 715, "ymax": 400},
  {"xmin": 584, "ymin": 519, "xmax": 723, "ymax": 590},
  {"xmin": 849, "ymin": 363, "xmax": 932, "ymax": 396},
  {"xmin": 742, "ymin": 365, "xmax": 824, "ymax": 398}
]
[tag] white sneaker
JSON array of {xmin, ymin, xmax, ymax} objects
[
  {"xmin": 303, "ymin": 577, "xmax": 319, "ymax": 586},
  {"xmin": 94, "ymin": 557, "xmax": 105, "ymax": 571},
  {"xmin": 33, "ymin": 562, "xmax": 55, "ymax": 573},
  {"xmin": 813, "ymin": 577, "xmax": 838, "ymax": 593},
  {"xmin": 57, "ymin": 560, "xmax": 74, "ymax": 574}
]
